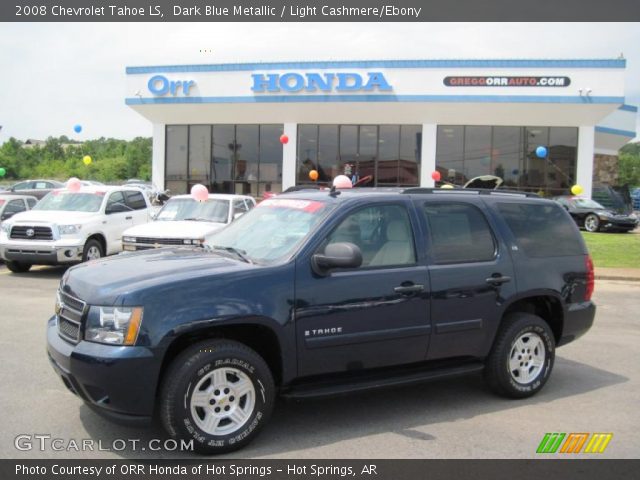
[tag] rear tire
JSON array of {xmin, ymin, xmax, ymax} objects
[
  {"xmin": 484, "ymin": 313, "xmax": 555, "ymax": 399},
  {"xmin": 160, "ymin": 339, "xmax": 275, "ymax": 454},
  {"xmin": 82, "ymin": 239, "xmax": 104, "ymax": 262},
  {"xmin": 5, "ymin": 261, "xmax": 32, "ymax": 273},
  {"xmin": 584, "ymin": 214, "xmax": 600, "ymax": 233}
]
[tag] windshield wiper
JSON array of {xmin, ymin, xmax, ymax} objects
[
  {"xmin": 183, "ymin": 217, "xmax": 212, "ymax": 222},
  {"xmin": 211, "ymin": 245, "xmax": 253, "ymax": 264}
]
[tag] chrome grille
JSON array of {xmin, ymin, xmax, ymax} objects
[
  {"xmin": 10, "ymin": 226, "xmax": 53, "ymax": 240},
  {"xmin": 57, "ymin": 291, "xmax": 86, "ymax": 344}
]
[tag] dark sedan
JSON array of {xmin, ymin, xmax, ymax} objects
[
  {"xmin": 553, "ymin": 196, "xmax": 638, "ymax": 233},
  {"xmin": 5, "ymin": 179, "xmax": 65, "ymax": 200}
]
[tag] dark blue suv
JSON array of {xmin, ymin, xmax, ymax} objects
[{"xmin": 47, "ymin": 188, "xmax": 595, "ymax": 453}]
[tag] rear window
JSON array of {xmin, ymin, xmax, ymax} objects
[{"xmin": 497, "ymin": 202, "xmax": 584, "ymax": 257}]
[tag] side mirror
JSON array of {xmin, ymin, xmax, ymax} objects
[{"xmin": 311, "ymin": 242, "xmax": 362, "ymax": 276}]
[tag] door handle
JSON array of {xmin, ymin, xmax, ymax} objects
[
  {"xmin": 485, "ymin": 275, "xmax": 511, "ymax": 286},
  {"xmin": 125, "ymin": 216, "xmax": 133, "ymax": 220},
  {"xmin": 394, "ymin": 284, "xmax": 424, "ymax": 295}
]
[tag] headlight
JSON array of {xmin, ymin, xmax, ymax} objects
[
  {"xmin": 1, "ymin": 222, "xmax": 11, "ymax": 234},
  {"xmin": 85, "ymin": 306, "xmax": 143, "ymax": 346},
  {"xmin": 59, "ymin": 224, "xmax": 82, "ymax": 235},
  {"xmin": 183, "ymin": 239, "xmax": 204, "ymax": 245},
  {"xmin": 123, "ymin": 236, "xmax": 136, "ymax": 243}
]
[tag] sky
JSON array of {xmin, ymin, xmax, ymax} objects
[{"xmin": 0, "ymin": 22, "xmax": 639, "ymax": 144}]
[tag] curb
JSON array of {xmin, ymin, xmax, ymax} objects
[{"xmin": 595, "ymin": 275, "xmax": 640, "ymax": 282}]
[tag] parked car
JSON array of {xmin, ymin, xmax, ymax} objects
[
  {"xmin": 47, "ymin": 188, "xmax": 595, "ymax": 453},
  {"xmin": 592, "ymin": 184, "xmax": 634, "ymax": 215},
  {"xmin": 553, "ymin": 195, "xmax": 638, "ymax": 232},
  {"xmin": 0, "ymin": 186, "xmax": 150, "ymax": 272},
  {"xmin": 121, "ymin": 194, "xmax": 256, "ymax": 251},
  {"xmin": 0, "ymin": 194, "xmax": 38, "ymax": 223},
  {"xmin": 5, "ymin": 179, "xmax": 64, "ymax": 199}
]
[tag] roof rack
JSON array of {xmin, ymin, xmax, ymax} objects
[{"xmin": 401, "ymin": 188, "xmax": 540, "ymax": 198}]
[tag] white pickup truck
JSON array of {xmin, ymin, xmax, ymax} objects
[
  {"xmin": 0, "ymin": 185, "xmax": 150, "ymax": 272},
  {"xmin": 121, "ymin": 194, "xmax": 255, "ymax": 251}
]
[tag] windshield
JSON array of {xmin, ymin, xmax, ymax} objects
[
  {"xmin": 33, "ymin": 191, "xmax": 104, "ymax": 212},
  {"xmin": 156, "ymin": 198, "xmax": 230, "ymax": 223},
  {"xmin": 207, "ymin": 198, "xmax": 331, "ymax": 264},
  {"xmin": 573, "ymin": 198, "xmax": 605, "ymax": 209}
]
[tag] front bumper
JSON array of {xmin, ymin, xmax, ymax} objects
[
  {"xmin": 46, "ymin": 316, "xmax": 158, "ymax": 424},
  {"xmin": 557, "ymin": 301, "xmax": 596, "ymax": 347},
  {"xmin": 599, "ymin": 218, "xmax": 638, "ymax": 231},
  {"xmin": 1, "ymin": 239, "xmax": 85, "ymax": 264}
]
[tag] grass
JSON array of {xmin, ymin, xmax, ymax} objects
[{"xmin": 581, "ymin": 231, "xmax": 640, "ymax": 268}]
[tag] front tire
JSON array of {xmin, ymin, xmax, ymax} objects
[
  {"xmin": 160, "ymin": 339, "xmax": 275, "ymax": 454},
  {"xmin": 82, "ymin": 239, "xmax": 104, "ymax": 262},
  {"xmin": 584, "ymin": 214, "xmax": 600, "ymax": 233},
  {"xmin": 484, "ymin": 313, "xmax": 555, "ymax": 399},
  {"xmin": 5, "ymin": 261, "xmax": 32, "ymax": 273}
]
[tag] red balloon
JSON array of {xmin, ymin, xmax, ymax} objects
[
  {"xmin": 279, "ymin": 134, "xmax": 289, "ymax": 145},
  {"xmin": 431, "ymin": 171, "xmax": 441, "ymax": 182}
]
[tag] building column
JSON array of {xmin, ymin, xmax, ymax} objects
[
  {"xmin": 420, "ymin": 124, "xmax": 438, "ymax": 188},
  {"xmin": 152, "ymin": 123, "xmax": 166, "ymax": 190},
  {"xmin": 282, "ymin": 123, "xmax": 297, "ymax": 190},
  {"xmin": 576, "ymin": 126, "xmax": 595, "ymax": 199}
]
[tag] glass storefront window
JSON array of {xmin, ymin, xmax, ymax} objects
[
  {"xmin": 259, "ymin": 125, "xmax": 283, "ymax": 195},
  {"xmin": 317, "ymin": 125, "xmax": 339, "ymax": 181},
  {"xmin": 166, "ymin": 125, "xmax": 188, "ymax": 194},
  {"xmin": 188, "ymin": 125, "xmax": 211, "ymax": 188},
  {"xmin": 399, "ymin": 126, "xmax": 421, "ymax": 186},
  {"xmin": 436, "ymin": 125, "xmax": 578, "ymax": 196}
]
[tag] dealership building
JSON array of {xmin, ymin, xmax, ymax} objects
[{"xmin": 125, "ymin": 59, "xmax": 637, "ymax": 198}]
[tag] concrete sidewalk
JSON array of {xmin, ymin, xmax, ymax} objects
[{"xmin": 595, "ymin": 267, "xmax": 640, "ymax": 282}]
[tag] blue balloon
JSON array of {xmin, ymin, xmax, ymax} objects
[
  {"xmin": 73, "ymin": 124, "xmax": 82, "ymax": 134},
  {"xmin": 535, "ymin": 146, "xmax": 547, "ymax": 158}
]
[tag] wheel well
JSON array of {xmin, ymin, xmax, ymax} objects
[
  {"xmin": 503, "ymin": 296, "xmax": 564, "ymax": 344},
  {"xmin": 86, "ymin": 234, "xmax": 106, "ymax": 253},
  {"xmin": 156, "ymin": 324, "xmax": 283, "ymax": 396}
]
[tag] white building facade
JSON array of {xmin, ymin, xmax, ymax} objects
[{"xmin": 125, "ymin": 59, "xmax": 637, "ymax": 198}]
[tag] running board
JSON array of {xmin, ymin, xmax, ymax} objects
[{"xmin": 282, "ymin": 362, "xmax": 484, "ymax": 399}]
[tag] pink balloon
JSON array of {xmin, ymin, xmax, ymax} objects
[
  {"xmin": 190, "ymin": 183, "xmax": 209, "ymax": 202},
  {"xmin": 333, "ymin": 175, "xmax": 353, "ymax": 189},
  {"xmin": 66, "ymin": 177, "xmax": 81, "ymax": 192},
  {"xmin": 431, "ymin": 170, "xmax": 441, "ymax": 182}
]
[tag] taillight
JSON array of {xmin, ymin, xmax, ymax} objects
[{"xmin": 585, "ymin": 255, "xmax": 595, "ymax": 301}]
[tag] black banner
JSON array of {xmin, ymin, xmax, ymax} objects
[
  {"xmin": 1, "ymin": 0, "xmax": 640, "ymax": 22},
  {"xmin": 3, "ymin": 460, "xmax": 640, "ymax": 480}
]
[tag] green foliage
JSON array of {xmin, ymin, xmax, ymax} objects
[{"xmin": 0, "ymin": 136, "xmax": 152, "ymax": 183}]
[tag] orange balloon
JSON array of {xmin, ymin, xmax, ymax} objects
[{"xmin": 309, "ymin": 170, "xmax": 319, "ymax": 181}]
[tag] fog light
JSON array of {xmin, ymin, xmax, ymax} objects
[{"xmin": 64, "ymin": 249, "xmax": 74, "ymax": 258}]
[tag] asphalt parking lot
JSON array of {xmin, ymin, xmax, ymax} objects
[{"xmin": 0, "ymin": 263, "xmax": 638, "ymax": 459}]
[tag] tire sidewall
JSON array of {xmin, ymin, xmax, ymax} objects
[
  {"xmin": 504, "ymin": 322, "xmax": 555, "ymax": 396},
  {"xmin": 584, "ymin": 214, "xmax": 599, "ymax": 232},
  {"xmin": 82, "ymin": 239, "xmax": 103, "ymax": 262},
  {"xmin": 169, "ymin": 347, "xmax": 273, "ymax": 453}
]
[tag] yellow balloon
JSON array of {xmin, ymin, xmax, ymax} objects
[
  {"xmin": 83, "ymin": 155, "xmax": 92, "ymax": 166},
  {"xmin": 440, "ymin": 184, "xmax": 454, "ymax": 189},
  {"xmin": 571, "ymin": 184, "xmax": 583, "ymax": 195}
]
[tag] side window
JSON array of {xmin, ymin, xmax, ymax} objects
[
  {"xmin": 13, "ymin": 182, "xmax": 31, "ymax": 191},
  {"xmin": 106, "ymin": 191, "xmax": 127, "ymax": 210},
  {"xmin": 125, "ymin": 191, "xmax": 147, "ymax": 210},
  {"xmin": 233, "ymin": 199, "xmax": 249, "ymax": 215},
  {"xmin": 26, "ymin": 198, "xmax": 37, "ymax": 208},
  {"xmin": 423, "ymin": 203, "xmax": 496, "ymax": 264},
  {"xmin": 34, "ymin": 182, "xmax": 48, "ymax": 189},
  {"xmin": 497, "ymin": 202, "xmax": 583, "ymax": 257},
  {"xmin": 2, "ymin": 199, "xmax": 27, "ymax": 219},
  {"xmin": 326, "ymin": 204, "xmax": 416, "ymax": 268}
]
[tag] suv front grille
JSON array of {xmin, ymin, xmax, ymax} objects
[
  {"xmin": 135, "ymin": 237, "xmax": 185, "ymax": 246},
  {"xmin": 10, "ymin": 226, "xmax": 53, "ymax": 240},
  {"xmin": 57, "ymin": 291, "xmax": 86, "ymax": 344}
]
